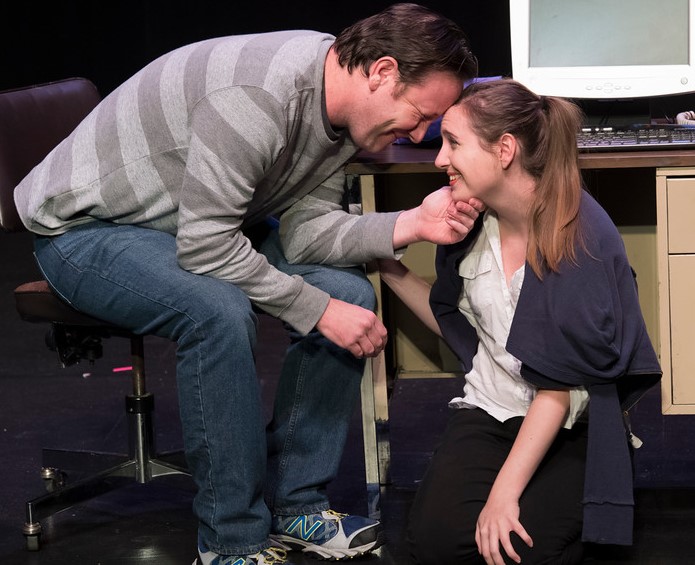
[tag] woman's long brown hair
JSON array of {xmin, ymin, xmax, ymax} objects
[{"xmin": 459, "ymin": 78, "xmax": 585, "ymax": 278}]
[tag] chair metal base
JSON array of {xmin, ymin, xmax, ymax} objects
[{"xmin": 23, "ymin": 388, "xmax": 190, "ymax": 551}]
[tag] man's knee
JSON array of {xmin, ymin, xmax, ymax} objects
[
  {"xmin": 171, "ymin": 277, "xmax": 257, "ymax": 343},
  {"xmin": 331, "ymin": 269, "xmax": 375, "ymax": 310}
]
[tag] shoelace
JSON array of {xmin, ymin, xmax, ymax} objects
[
  {"xmin": 324, "ymin": 509, "xmax": 347, "ymax": 521},
  {"xmin": 258, "ymin": 547, "xmax": 288, "ymax": 564}
]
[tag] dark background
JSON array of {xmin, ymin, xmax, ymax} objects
[{"xmin": 0, "ymin": 1, "xmax": 512, "ymax": 97}]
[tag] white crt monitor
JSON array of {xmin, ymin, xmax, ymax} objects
[{"xmin": 510, "ymin": 0, "xmax": 695, "ymax": 99}]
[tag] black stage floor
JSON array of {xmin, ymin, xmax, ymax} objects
[{"xmin": 2, "ymin": 230, "xmax": 695, "ymax": 564}]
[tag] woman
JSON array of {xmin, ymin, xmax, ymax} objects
[{"xmin": 378, "ymin": 78, "xmax": 661, "ymax": 565}]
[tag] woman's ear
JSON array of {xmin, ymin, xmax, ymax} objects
[{"xmin": 497, "ymin": 133, "xmax": 517, "ymax": 169}]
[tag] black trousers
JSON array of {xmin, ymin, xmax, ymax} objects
[{"xmin": 407, "ymin": 407, "xmax": 588, "ymax": 565}]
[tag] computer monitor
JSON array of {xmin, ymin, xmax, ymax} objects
[{"xmin": 510, "ymin": 0, "xmax": 695, "ymax": 100}]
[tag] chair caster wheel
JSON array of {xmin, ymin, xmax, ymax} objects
[
  {"xmin": 25, "ymin": 534, "xmax": 40, "ymax": 551},
  {"xmin": 23, "ymin": 522, "xmax": 42, "ymax": 551},
  {"xmin": 41, "ymin": 467, "xmax": 66, "ymax": 492}
]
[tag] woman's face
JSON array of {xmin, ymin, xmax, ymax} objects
[{"xmin": 434, "ymin": 105, "xmax": 502, "ymax": 204}]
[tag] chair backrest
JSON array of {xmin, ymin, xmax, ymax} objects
[{"xmin": 0, "ymin": 77, "xmax": 101, "ymax": 233}]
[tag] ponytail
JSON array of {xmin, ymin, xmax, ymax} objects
[{"xmin": 527, "ymin": 95, "xmax": 585, "ymax": 277}]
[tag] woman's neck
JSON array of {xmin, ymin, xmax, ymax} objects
[{"xmin": 492, "ymin": 173, "xmax": 536, "ymax": 284}]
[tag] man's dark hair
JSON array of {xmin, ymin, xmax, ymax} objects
[{"xmin": 333, "ymin": 3, "xmax": 478, "ymax": 85}]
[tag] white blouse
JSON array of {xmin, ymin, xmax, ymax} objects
[{"xmin": 448, "ymin": 211, "xmax": 589, "ymax": 429}]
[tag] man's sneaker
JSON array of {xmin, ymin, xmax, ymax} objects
[
  {"xmin": 270, "ymin": 509, "xmax": 384, "ymax": 560},
  {"xmin": 192, "ymin": 546, "xmax": 291, "ymax": 565}
]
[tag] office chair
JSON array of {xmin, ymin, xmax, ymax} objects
[{"xmin": 0, "ymin": 77, "xmax": 190, "ymax": 551}]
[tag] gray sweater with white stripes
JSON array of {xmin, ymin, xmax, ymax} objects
[{"xmin": 15, "ymin": 31, "xmax": 400, "ymax": 334}]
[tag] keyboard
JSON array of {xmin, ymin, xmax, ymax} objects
[{"xmin": 577, "ymin": 124, "xmax": 695, "ymax": 152}]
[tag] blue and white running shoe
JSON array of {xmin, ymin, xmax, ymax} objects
[{"xmin": 270, "ymin": 509, "xmax": 384, "ymax": 560}]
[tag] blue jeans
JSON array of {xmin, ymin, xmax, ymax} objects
[{"xmin": 34, "ymin": 221, "xmax": 373, "ymax": 555}]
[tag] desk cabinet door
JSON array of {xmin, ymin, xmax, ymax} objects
[{"xmin": 667, "ymin": 254, "xmax": 695, "ymax": 405}]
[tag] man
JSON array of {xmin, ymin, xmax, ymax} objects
[{"xmin": 15, "ymin": 4, "xmax": 478, "ymax": 564}]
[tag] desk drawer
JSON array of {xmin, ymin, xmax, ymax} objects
[{"xmin": 666, "ymin": 178, "xmax": 695, "ymax": 253}]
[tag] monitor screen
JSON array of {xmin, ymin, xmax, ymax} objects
[{"xmin": 510, "ymin": 0, "xmax": 695, "ymax": 99}]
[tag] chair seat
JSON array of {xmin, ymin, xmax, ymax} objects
[{"xmin": 15, "ymin": 279, "xmax": 116, "ymax": 327}]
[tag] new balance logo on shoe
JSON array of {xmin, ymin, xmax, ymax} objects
[{"xmin": 283, "ymin": 516, "xmax": 323, "ymax": 540}]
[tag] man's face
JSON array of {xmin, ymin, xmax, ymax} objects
[{"xmin": 349, "ymin": 71, "xmax": 463, "ymax": 153}]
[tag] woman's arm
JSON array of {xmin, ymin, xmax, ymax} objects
[
  {"xmin": 476, "ymin": 389, "xmax": 570, "ymax": 565},
  {"xmin": 377, "ymin": 258, "xmax": 442, "ymax": 337}
]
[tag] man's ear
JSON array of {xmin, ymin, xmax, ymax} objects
[
  {"xmin": 498, "ymin": 133, "xmax": 517, "ymax": 169},
  {"xmin": 367, "ymin": 57, "xmax": 399, "ymax": 91}
]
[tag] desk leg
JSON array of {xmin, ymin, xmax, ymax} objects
[
  {"xmin": 360, "ymin": 357, "xmax": 380, "ymax": 518},
  {"xmin": 360, "ymin": 348, "xmax": 391, "ymax": 520},
  {"xmin": 356, "ymin": 173, "xmax": 393, "ymax": 518}
]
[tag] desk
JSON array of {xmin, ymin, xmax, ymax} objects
[{"xmin": 348, "ymin": 145, "xmax": 695, "ymax": 511}]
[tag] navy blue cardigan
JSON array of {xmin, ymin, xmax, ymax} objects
[{"xmin": 429, "ymin": 190, "xmax": 661, "ymax": 545}]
